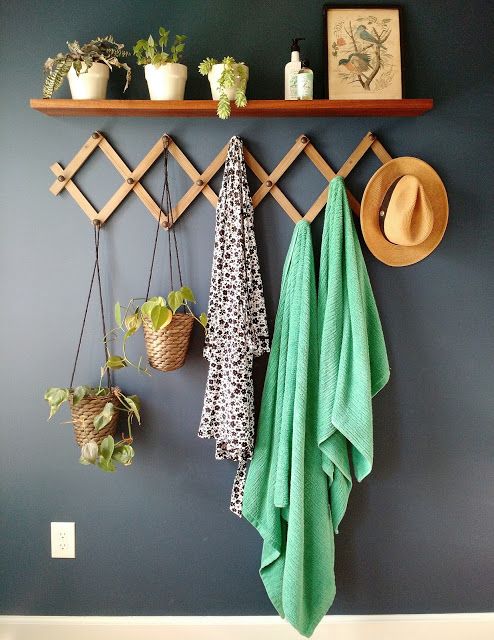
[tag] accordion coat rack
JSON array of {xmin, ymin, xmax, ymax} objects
[{"xmin": 49, "ymin": 130, "xmax": 393, "ymax": 226}]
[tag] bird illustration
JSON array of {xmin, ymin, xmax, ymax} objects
[
  {"xmin": 338, "ymin": 52, "xmax": 371, "ymax": 74},
  {"xmin": 355, "ymin": 24, "xmax": 387, "ymax": 50}
]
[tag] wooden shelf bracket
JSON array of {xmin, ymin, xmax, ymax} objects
[{"xmin": 49, "ymin": 131, "xmax": 393, "ymax": 226}]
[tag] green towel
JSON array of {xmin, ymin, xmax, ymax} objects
[
  {"xmin": 243, "ymin": 179, "xmax": 389, "ymax": 637},
  {"xmin": 317, "ymin": 176, "xmax": 390, "ymax": 534},
  {"xmin": 243, "ymin": 220, "xmax": 335, "ymax": 637}
]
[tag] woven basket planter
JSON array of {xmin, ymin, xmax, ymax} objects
[
  {"xmin": 142, "ymin": 313, "xmax": 194, "ymax": 372},
  {"xmin": 69, "ymin": 389, "xmax": 119, "ymax": 447}
]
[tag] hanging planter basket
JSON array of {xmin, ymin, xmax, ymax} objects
[
  {"xmin": 142, "ymin": 313, "xmax": 194, "ymax": 372},
  {"xmin": 134, "ymin": 133, "xmax": 206, "ymax": 373},
  {"xmin": 45, "ymin": 223, "xmax": 142, "ymax": 472},
  {"xmin": 69, "ymin": 388, "xmax": 120, "ymax": 447}
]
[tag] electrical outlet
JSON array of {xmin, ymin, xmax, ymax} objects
[{"xmin": 51, "ymin": 522, "xmax": 76, "ymax": 558}]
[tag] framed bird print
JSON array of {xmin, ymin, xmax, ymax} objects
[{"xmin": 324, "ymin": 5, "xmax": 403, "ymax": 99}]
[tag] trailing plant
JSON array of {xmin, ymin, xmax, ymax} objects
[
  {"xmin": 43, "ymin": 36, "xmax": 131, "ymax": 98},
  {"xmin": 44, "ymin": 384, "xmax": 141, "ymax": 472},
  {"xmin": 106, "ymin": 286, "xmax": 207, "ymax": 371},
  {"xmin": 134, "ymin": 28, "xmax": 187, "ymax": 66},
  {"xmin": 198, "ymin": 56, "xmax": 247, "ymax": 119},
  {"xmin": 80, "ymin": 434, "xmax": 134, "ymax": 472}
]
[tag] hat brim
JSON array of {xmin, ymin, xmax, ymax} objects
[{"xmin": 360, "ymin": 157, "xmax": 449, "ymax": 267}]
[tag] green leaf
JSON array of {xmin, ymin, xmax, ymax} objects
[
  {"xmin": 147, "ymin": 34, "xmax": 154, "ymax": 47},
  {"xmin": 127, "ymin": 394, "xmax": 141, "ymax": 414},
  {"xmin": 199, "ymin": 312, "xmax": 208, "ymax": 328},
  {"xmin": 106, "ymin": 355, "xmax": 127, "ymax": 369},
  {"xmin": 167, "ymin": 290, "xmax": 183, "ymax": 313},
  {"xmin": 180, "ymin": 286, "xmax": 195, "ymax": 303},
  {"xmin": 45, "ymin": 387, "xmax": 69, "ymax": 419},
  {"xmin": 72, "ymin": 385, "xmax": 88, "ymax": 406},
  {"xmin": 97, "ymin": 435, "xmax": 116, "ymax": 471},
  {"xmin": 140, "ymin": 300, "xmax": 156, "ymax": 317},
  {"xmin": 112, "ymin": 444, "xmax": 134, "ymax": 466},
  {"xmin": 140, "ymin": 296, "xmax": 164, "ymax": 318},
  {"xmin": 124, "ymin": 312, "xmax": 142, "ymax": 333},
  {"xmin": 93, "ymin": 402, "xmax": 115, "ymax": 432},
  {"xmin": 122, "ymin": 394, "xmax": 141, "ymax": 424},
  {"xmin": 150, "ymin": 304, "xmax": 172, "ymax": 330},
  {"xmin": 114, "ymin": 302, "xmax": 122, "ymax": 327},
  {"xmin": 97, "ymin": 457, "xmax": 116, "ymax": 472},
  {"xmin": 99, "ymin": 435, "xmax": 115, "ymax": 461}
]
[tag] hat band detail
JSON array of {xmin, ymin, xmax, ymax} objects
[{"xmin": 378, "ymin": 176, "xmax": 403, "ymax": 244}]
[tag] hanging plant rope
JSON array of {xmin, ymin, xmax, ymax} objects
[
  {"xmin": 146, "ymin": 134, "xmax": 183, "ymax": 300},
  {"xmin": 44, "ymin": 222, "xmax": 142, "ymax": 473},
  {"xmin": 110, "ymin": 133, "xmax": 207, "ymax": 374},
  {"xmin": 70, "ymin": 222, "xmax": 112, "ymax": 390}
]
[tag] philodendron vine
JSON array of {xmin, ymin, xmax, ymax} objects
[
  {"xmin": 198, "ymin": 56, "xmax": 248, "ymax": 119},
  {"xmin": 106, "ymin": 286, "xmax": 207, "ymax": 372},
  {"xmin": 44, "ymin": 385, "xmax": 141, "ymax": 472},
  {"xmin": 45, "ymin": 385, "xmax": 141, "ymax": 472}
]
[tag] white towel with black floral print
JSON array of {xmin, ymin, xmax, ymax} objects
[{"xmin": 199, "ymin": 136, "xmax": 270, "ymax": 516}]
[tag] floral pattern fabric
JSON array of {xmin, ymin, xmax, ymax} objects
[{"xmin": 199, "ymin": 136, "xmax": 270, "ymax": 516}]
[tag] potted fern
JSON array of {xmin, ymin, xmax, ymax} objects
[
  {"xmin": 198, "ymin": 56, "xmax": 248, "ymax": 119},
  {"xmin": 43, "ymin": 36, "xmax": 131, "ymax": 99},
  {"xmin": 134, "ymin": 28, "xmax": 187, "ymax": 100}
]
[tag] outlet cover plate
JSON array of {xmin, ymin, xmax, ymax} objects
[{"xmin": 51, "ymin": 522, "xmax": 75, "ymax": 558}]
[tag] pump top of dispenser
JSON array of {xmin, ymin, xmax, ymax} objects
[
  {"xmin": 300, "ymin": 59, "xmax": 310, "ymax": 69},
  {"xmin": 291, "ymin": 37, "xmax": 305, "ymax": 51}
]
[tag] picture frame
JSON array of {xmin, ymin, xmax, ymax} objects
[{"xmin": 324, "ymin": 5, "xmax": 403, "ymax": 99}]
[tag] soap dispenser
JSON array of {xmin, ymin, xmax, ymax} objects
[
  {"xmin": 285, "ymin": 37, "xmax": 305, "ymax": 100},
  {"xmin": 297, "ymin": 60, "xmax": 313, "ymax": 100}
]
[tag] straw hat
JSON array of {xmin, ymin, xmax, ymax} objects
[{"xmin": 360, "ymin": 157, "xmax": 448, "ymax": 267}]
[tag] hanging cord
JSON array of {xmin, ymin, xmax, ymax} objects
[
  {"xmin": 145, "ymin": 134, "xmax": 183, "ymax": 301},
  {"xmin": 69, "ymin": 223, "xmax": 112, "ymax": 390}
]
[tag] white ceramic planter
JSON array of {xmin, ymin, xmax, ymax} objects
[
  {"xmin": 208, "ymin": 64, "xmax": 249, "ymax": 100},
  {"xmin": 67, "ymin": 62, "xmax": 109, "ymax": 99},
  {"xmin": 144, "ymin": 63, "xmax": 187, "ymax": 100}
]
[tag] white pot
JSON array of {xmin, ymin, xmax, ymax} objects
[
  {"xmin": 144, "ymin": 63, "xmax": 187, "ymax": 100},
  {"xmin": 207, "ymin": 63, "xmax": 249, "ymax": 100},
  {"xmin": 67, "ymin": 62, "xmax": 109, "ymax": 99}
]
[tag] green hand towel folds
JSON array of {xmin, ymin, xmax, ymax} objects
[
  {"xmin": 317, "ymin": 176, "xmax": 390, "ymax": 534},
  {"xmin": 243, "ymin": 221, "xmax": 335, "ymax": 637}
]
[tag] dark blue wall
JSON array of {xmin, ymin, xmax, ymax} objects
[{"xmin": 1, "ymin": 0, "xmax": 493, "ymax": 616}]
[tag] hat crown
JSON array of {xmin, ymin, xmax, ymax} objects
[{"xmin": 383, "ymin": 174, "xmax": 434, "ymax": 247}]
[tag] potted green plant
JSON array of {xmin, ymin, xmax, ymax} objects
[
  {"xmin": 111, "ymin": 286, "xmax": 207, "ymax": 373},
  {"xmin": 134, "ymin": 28, "xmax": 187, "ymax": 100},
  {"xmin": 198, "ymin": 56, "xmax": 248, "ymax": 119},
  {"xmin": 43, "ymin": 36, "xmax": 131, "ymax": 99},
  {"xmin": 45, "ymin": 383, "xmax": 141, "ymax": 472}
]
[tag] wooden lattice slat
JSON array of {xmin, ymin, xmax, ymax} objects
[{"xmin": 49, "ymin": 130, "xmax": 393, "ymax": 227}]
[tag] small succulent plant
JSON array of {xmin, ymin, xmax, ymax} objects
[{"xmin": 198, "ymin": 56, "xmax": 248, "ymax": 119}]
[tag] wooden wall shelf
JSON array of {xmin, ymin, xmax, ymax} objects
[{"xmin": 30, "ymin": 98, "xmax": 433, "ymax": 118}]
